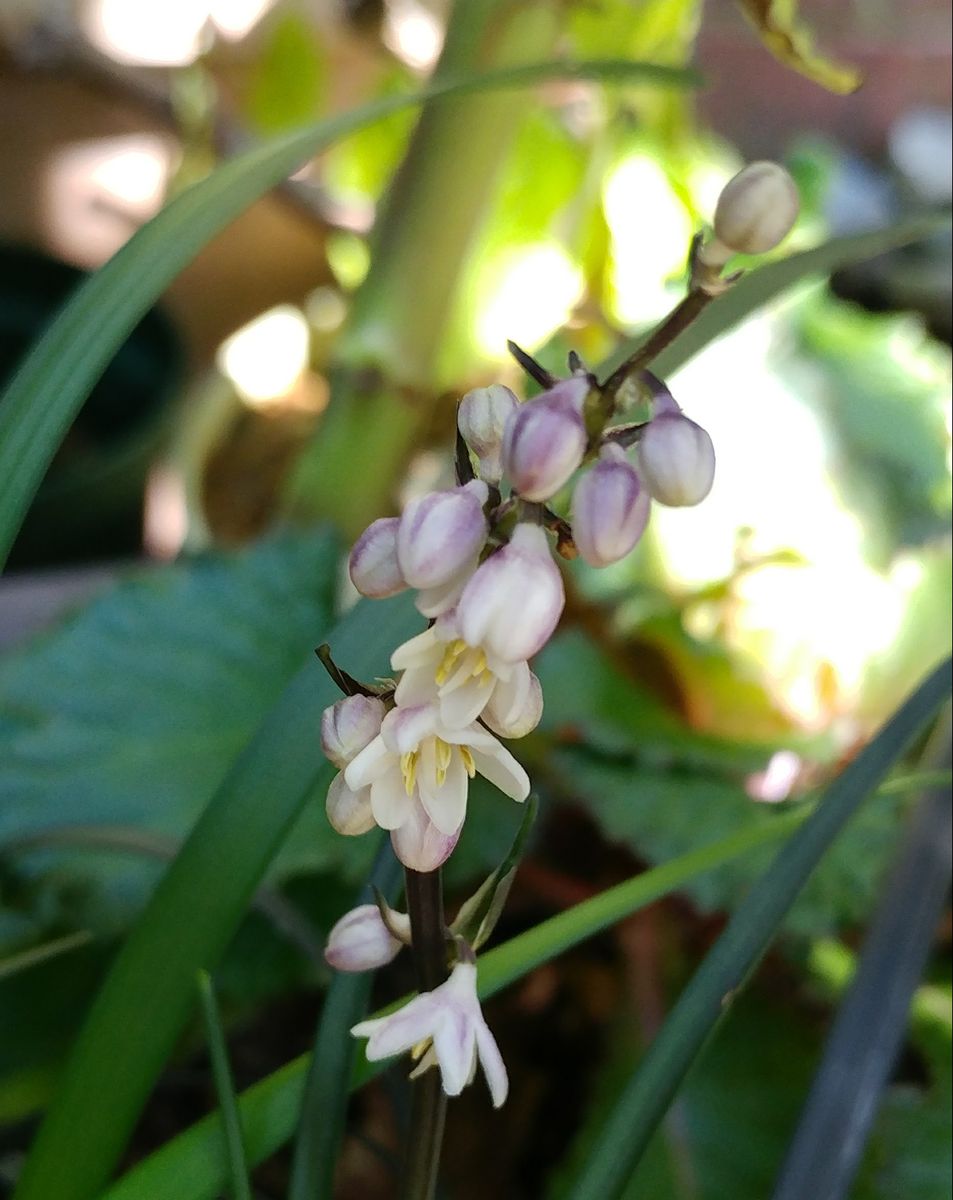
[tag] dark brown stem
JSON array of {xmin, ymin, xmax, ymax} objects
[
  {"xmin": 401, "ymin": 868, "xmax": 449, "ymax": 1199},
  {"xmin": 601, "ymin": 289, "xmax": 713, "ymax": 406}
]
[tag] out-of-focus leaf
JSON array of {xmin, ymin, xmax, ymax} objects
[
  {"xmin": 248, "ymin": 13, "xmax": 326, "ymax": 133},
  {"xmin": 735, "ymin": 0, "xmax": 862, "ymax": 94},
  {"xmin": 0, "ymin": 932, "xmax": 93, "ymax": 984},
  {"xmin": 0, "ymin": 533, "xmax": 347, "ymax": 922},
  {"xmin": 196, "ymin": 971, "xmax": 252, "ymax": 1200}
]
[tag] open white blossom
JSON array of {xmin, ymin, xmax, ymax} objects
[{"xmin": 352, "ymin": 960, "xmax": 508, "ymax": 1107}]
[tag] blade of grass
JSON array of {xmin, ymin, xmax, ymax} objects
[
  {"xmin": 101, "ymin": 807, "xmax": 810, "ymax": 1200},
  {"xmin": 563, "ymin": 656, "xmax": 952, "ymax": 1200},
  {"xmin": 196, "ymin": 971, "xmax": 252, "ymax": 1200},
  {"xmin": 598, "ymin": 210, "xmax": 952, "ymax": 382},
  {"xmin": 12, "ymin": 591, "xmax": 420, "ymax": 1200},
  {"xmin": 0, "ymin": 931, "xmax": 94, "ymax": 984},
  {"xmin": 287, "ymin": 839, "xmax": 403, "ymax": 1200},
  {"xmin": 770, "ymin": 716, "xmax": 952, "ymax": 1200},
  {"xmin": 0, "ymin": 57, "xmax": 695, "ymax": 573}
]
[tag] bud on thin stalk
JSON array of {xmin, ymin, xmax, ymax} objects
[
  {"xmin": 397, "ymin": 480, "xmax": 489, "ymax": 590},
  {"xmin": 458, "ymin": 385, "xmax": 519, "ymax": 484},
  {"xmin": 501, "ymin": 378, "xmax": 589, "ymax": 502},
  {"xmin": 571, "ymin": 443, "xmax": 651, "ymax": 567},
  {"xmin": 348, "ymin": 518, "xmax": 407, "ymax": 598},
  {"xmin": 637, "ymin": 403, "xmax": 716, "ymax": 508},
  {"xmin": 701, "ymin": 160, "xmax": 800, "ymax": 268}
]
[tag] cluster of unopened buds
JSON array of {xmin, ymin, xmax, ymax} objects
[{"xmin": 318, "ymin": 161, "xmax": 800, "ymax": 1110}]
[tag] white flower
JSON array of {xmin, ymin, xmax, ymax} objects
[
  {"xmin": 344, "ymin": 703, "xmax": 529, "ymax": 840},
  {"xmin": 324, "ymin": 903, "xmax": 411, "ymax": 973},
  {"xmin": 456, "ymin": 524, "xmax": 564, "ymax": 663},
  {"xmin": 351, "ymin": 960, "xmax": 508, "ymax": 1107},
  {"xmin": 390, "ymin": 620, "xmax": 540, "ymax": 732}
]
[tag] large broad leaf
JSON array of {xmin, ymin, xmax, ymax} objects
[
  {"xmin": 0, "ymin": 57, "xmax": 697, "ymax": 572},
  {"xmin": 0, "ymin": 533, "xmax": 351, "ymax": 917}
]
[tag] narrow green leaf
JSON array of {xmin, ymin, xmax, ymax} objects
[
  {"xmin": 100, "ymin": 807, "xmax": 810, "ymax": 1200},
  {"xmin": 196, "ymin": 971, "xmax": 252, "ymax": 1200},
  {"xmin": 287, "ymin": 839, "xmax": 403, "ymax": 1200},
  {"xmin": 12, "ymin": 592, "xmax": 420, "ymax": 1200},
  {"xmin": 564, "ymin": 657, "xmax": 951, "ymax": 1200},
  {"xmin": 0, "ymin": 932, "xmax": 94, "ymax": 984},
  {"xmin": 0, "ymin": 58, "xmax": 696, "ymax": 572},
  {"xmin": 735, "ymin": 0, "xmax": 862, "ymax": 94},
  {"xmin": 600, "ymin": 211, "xmax": 953, "ymax": 383}
]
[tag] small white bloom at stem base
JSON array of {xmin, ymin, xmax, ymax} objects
[
  {"xmin": 571, "ymin": 442, "xmax": 651, "ymax": 567},
  {"xmin": 637, "ymin": 397, "xmax": 715, "ymax": 508},
  {"xmin": 324, "ymin": 903, "xmax": 411, "ymax": 973},
  {"xmin": 501, "ymin": 377, "xmax": 589, "ymax": 502},
  {"xmin": 396, "ymin": 480, "xmax": 488, "ymax": 591},
  {"xmin": 701, "ymin": 160, "xmax": 800, "ymax": 268},
  {"xmin": 351, "ymin": 960, "xmax": 508, "ymax": 1107},
  {"xmin": 458, "ymin": 384, "xmax": 519, "ymax": 484},
  {"xmin": 321, "ymin": 694, "xmax": 386, "ymax": 769},
  {"xmin": 457, "ymin": 523, "xmax": 564, "ymax": 664},
  {"xmin": 348, "ymin": 518, "xmax": 407, "ymax": 598}
]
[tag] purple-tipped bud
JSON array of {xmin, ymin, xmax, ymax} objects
[
  {"xmin": 348, "ymin": 518, "xmax": 407, "ymax": 598},
  {"xmin": 321, "ymin": 695, "xmax": 386, "ymax": 769},
  {"xmin": 637, "ymin": 406, "xmax": 715, "ymax": 508},
  {"xmin": 397, "ymin": 480, "xmax": 489, "ymax": 591},
  {"xmin": 324, "ymin": 903, "xmax": 411, "ymax": 973},
  {"xmin": 391, "ymin": 802, "xmax": 461, "ymax": 872},
  {"xmin": 501, "ymin": 377, "xmax": 589, "ymax": 501},
  {"xmin": 458, "ymin": 385, "xmax": 519, "ymax": 484},
  {"xmin": 709, "ymin": 161, "xmax": 799, "ymax": 260},
  {"xmin": 457, "ymin": 524, "xmax": 564, "ymax": 663},
  {"xmin": 482, "ymin": 665, "xmax": 544, "ymax": 739},
  {"xmin": 571, "ymin": 443, "xmax": 651, "ymax": 567}
]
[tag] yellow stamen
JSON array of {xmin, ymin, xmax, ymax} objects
[
  {"xmin": 435, "ymin": 639, "xmax": 467, "ymax": 685},
  {"xmin": 460, "ymin": 746, "xmax": 476, "ymax": 778},
  {"xmin": 410, "ymin": 1038, "xmax": 433, "ymax": 1062},
  {"xmin": 400, "ymin": 750, "xmax": 418, "ymax": 795},
  {"xmin": 469, "ymin": 650, "xmax": 487, "ymax": 678}
]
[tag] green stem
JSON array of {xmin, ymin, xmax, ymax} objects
[
  {"xmin": 286, "ymin": 0, "xmax": 562, "ymax": 534},
  {"xmin": 401, "ymin": 868, "xmax": 449, "ymax": 1200}
]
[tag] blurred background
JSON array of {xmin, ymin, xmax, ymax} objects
[{"xmin": 0, "ymin": 2, "xmax": 950, "ymax": 1197}]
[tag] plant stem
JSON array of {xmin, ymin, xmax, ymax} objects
[
  {"xmin": 401, "ymin": 868, "xmax": 449, "ymax": 1200},
  {"xmin": 601, "ymin": 289, "xmax": 712, "ymax": 407}
]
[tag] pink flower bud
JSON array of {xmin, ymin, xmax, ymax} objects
[
  {"xmin": 458, "ymin": 385, "xmax": 519, "ymax": 484},
  {"xmin": 571, "ymin": 443, "xmax": 651, "ymax": 566},
  {"xmin": 348, "ymin": 518, "xmax": 406, "ymax": 598},
  {"xmin": 321, "ymin": 695, "xmax": 386, "ymax": 769},
  {"xmin": 391, "ymin": 801, "xmax": 461, "ymax": 872},
  {"xmin": 481, "ymin": 664, "xmax": 543, "ymax": 739},
  {"xmin": 501, "ymin": 378, "xmax": 589, "ymax": 501},
  {"xmin": 397, "ymin": 481, "xmax": 489, "ymax": 590},
  {"xmin": 457, "ymin": 524, "xmax": 564, "ymax": 663},
  {"xmin": 324, "ymin": 903, "xmax": 411, "ymax": 973},
  {"xmin": 326, "ymin": 772, "xmax": 375, "ymax": 836},
  {"xmin": 637, "ymin": 409, "xmax": 715, "ymax": 508},
  {"xmin": 710, "ymin": 161, "xmax": 799, "ymax": 259}
]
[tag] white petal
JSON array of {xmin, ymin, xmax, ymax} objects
[
  {"xmin": 344, "ymin": 735, "xmax": 392, "ymax": 791},
  {"xmin": 391, "ymin": 628, "xmax": 440, "ymax": 671},
  {"xmin": 370, "ymin": 769, "xmax": 415, "ymax": 830},
  {"xmin": 419, "ymin": 752, "xmax": 468, "ymax": 835},
  {"xmin": 325, "ymin": 772, "xmax": 375, "ymax": 836},
  {"xmin": 438, "ymin": 674, "xmax": 494, "ymax": 728},
  {"xmin": 391, "ymin": 803, "xmax": 459, "ymax": 871},
  {"xmin": 415, "ymin": 558, "xmax": 477, "ymax": 618},
  {"xmin": 431, "ymin": 1008, "xmax": 477, "ymax": 1097},
  {"xmin": 474, "ymin": 1019, "xmax": 509, "ymax": 1108},
  {"xmin": 381, "ymin": 704, "xmax": 438, "ymax": 754},
  {"xmin": 470, "ymin": 743, "xmax": 530, "ymax": 802},
  {"xmin": 352, "ymin": 994, "xmax": 442, "ymax": 1060},
  {"xmin": 395, "ymin": 665, "xmax": 439, "ymax": 709}
]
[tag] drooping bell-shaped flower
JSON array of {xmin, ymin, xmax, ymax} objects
[
  {"xmin": 571, "ymin": 442, "xmax": 651, "ymax": 567},
  {"xmin": 324, "ymin": 903, "xmax": 411, "ymax": 973},
  {"xmin": 458, "ymin": 385, "xmax": 519, "ymax": 484},
  {"xmin": 637, "ymin": 395, "xmax": 715, "ymax": 508},
  {"xmin": 348, "ymin": 518, "xmax": 407, "ymax": 599},
  {"xmin": 501, "ymin": 377, "xmax": 589, "ymax": 501},
  {"xmin": 352, "ymin": 959, "xmax": 508, "ymax": 1107},
  {"xmin": 456, "ymin": 524, "xmax": 564, "ymax": 663}
]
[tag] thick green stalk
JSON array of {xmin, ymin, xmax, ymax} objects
[{"xmin": 287, "ymin": 0, "xmax": 562, "ymax": 533}]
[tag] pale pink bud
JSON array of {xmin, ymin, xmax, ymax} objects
[
  {"xmin": 458, "ymin": 385, "xmax": 519, "ymax": 484},
  {"xmin": 348, "ymin": 518, "xmax": 406, "ymax": 598},
  {"xmin": 391, "ymin": 801, "xmax": 461, "ymax": 872},
  {"xmin": 637, "ymin": 409, "xmax": 715, "ymax": 508},
  {"xmin": 326, "ymin": 772, "xmax": 375, "ymax": 836},
  {"xmin": 501, "ymin": 378, "xmax": 589, "ymax": 501},
  {"xmin": 324, "ymin": 903, "xmax": 411, "ymax": 973},
  {"xmin": 482, "ymin": 665, "xmax": 543, "ymax": 739},
  {"xmin": 321, "ymin": 695, "xmax": 386, "ymax": 768},
  {"xmin": 710, "ymin": 161, "xmax": 799, "ymax": 258},
  {"xmin": 571, "ymin": 443, "xmax": 651, "ymax": 567},
  {"xmin": 397, "ymin": 481, "xmax": 489, "ymax": 590},
  {"xmin": 457, "ymin": 524, "xmax": 564, "ymax": 663}
]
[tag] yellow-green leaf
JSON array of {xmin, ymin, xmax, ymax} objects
[{"xmin": 736, "ymin": 0, "xmax": 862, "ymax": 94}]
